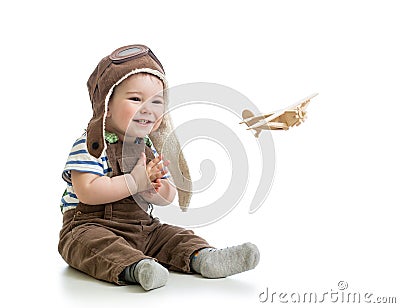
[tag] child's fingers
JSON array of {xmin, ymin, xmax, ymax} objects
[
  {"xmin": 149, "ymin": 172, "xmax": 164, "ymax": 182},
  {"xmin": 146, "ymin": 160, "xmax": 159, "ymax": 175},
  {"xmin": 150, "ymin": 168, "xmax": 168, "ymax": 181},
  {"xmin": 147, "ymin": 154, "xmax": 169, "ymax": 169},
  {"xmin": 154, "ymin": 181, "xmax": 161, "ymax": 188},
  {"xmin": 147, "ymin": 155, "xmax": 162, "ymax": 169},
  {"xmin": 152, "ymin": 179, "xmax": 162, "ymax": 192},
  {"xmin": 154, "ymin": 162, "xmax": 168, "ymax": 172},
  {"xmin": 147, "ymin": 156, "xmax": 169, "ymax": 177}
]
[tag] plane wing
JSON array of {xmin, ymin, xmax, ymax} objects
[{"xmin": 240, "ymin": 110, "xmax": 274, "ymax": 126}]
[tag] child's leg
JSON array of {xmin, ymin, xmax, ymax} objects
[
  {"xmin": 59, "ymin": 206, "xmax": 170, "ymax": 291},
  {"xmin": 144, "ymin": 223, "xmax": 213, "ymax": 273},
  {"xmin": 59, "ymin": 214, "xmax": 148, "ymax": 285},
  {"xmin": 145, "ymin": 223, "xmax": 260, "ymax": 278},
  {"xmin": 189, "ymin": 242, "xmax": 260, "ymax": 278}
]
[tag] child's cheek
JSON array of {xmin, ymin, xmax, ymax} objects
[
  {"xmin": 151, "ymin": 108, "xmax": 164, "ymax": 132},
  {"xmin": 120, "ymin": 105, "xmax": 137, "ymax": 126}
]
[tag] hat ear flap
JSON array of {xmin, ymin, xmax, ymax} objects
[
  {"xmin": 86, "ymin": 57, "xmax": 113, "ymax": 158},
  {"xmin": 150, "ymin": 113, "xmax": 192, "ymax": 211},
  {"xmin": 87, "ymin": 111, "xmax": 105, "ymax": 158}
]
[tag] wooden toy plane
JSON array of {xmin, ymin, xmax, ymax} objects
[{"xmin": 240, "ymin": 93, "xmax": 318, "ymax": 137}]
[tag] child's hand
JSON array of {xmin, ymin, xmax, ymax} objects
[
  {"xmin": 140, "ymin": 179, "xmax": 162, "ymax": 197},
  {"xmin": 146, "ymin": 154, "xmax": 170, "ymax": 183},
  {"xmin": 129, "ymin": 153, "xmax": 169, "ymax": 194}
]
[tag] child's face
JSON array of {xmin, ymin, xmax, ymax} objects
[{"xmin": 106, "ymin": 73, "xmax": 165, "ymax": 139}]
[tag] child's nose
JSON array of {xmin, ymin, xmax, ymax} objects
[{"xmin": 139, "ymin": 102, "xmax": 152, "ymax": 114}]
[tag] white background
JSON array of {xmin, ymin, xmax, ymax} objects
[{"xmin": 1, "ymin": 0, "xmax": 399, "ymax": 306}]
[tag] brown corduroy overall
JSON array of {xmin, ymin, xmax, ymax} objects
[{"xmin": 58, "ymin": 140, "xmax": 211, "ymax": 285}]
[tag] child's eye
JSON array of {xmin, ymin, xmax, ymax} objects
[
  {"xmin": 129, "ymin": 97, "xmax": 141, "ymax": 102},
  {"xmin": 152, "ymin": 100, "xmax": 164, "ymax": 105}
]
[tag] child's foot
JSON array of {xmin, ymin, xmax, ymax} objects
[
  {"xmin": 190, "ymin": 242, "xmax": 260, "ymax": 278},
  {"xmin": 123, "ymin": 259, "xmax": 169, "ymax": 291}
]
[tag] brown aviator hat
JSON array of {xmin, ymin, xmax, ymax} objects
[{"xmin": 86, "ymin": 44, "xmax": 192, "ymax": 210}]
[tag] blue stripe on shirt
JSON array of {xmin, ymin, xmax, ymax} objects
[
  {"xmin": 66, "ymin": 160, "xmax": 104, "ymax": 168},
  {"xmin": 61, "ymin": 198, "xmax": 78, "ymax": 206},
  {"xmin": 73, "ymin": 138, "xmax": 86, "ymax": 147},
  {"xmin": 64, "ymin": 169, "xmax": 105, "ymax": 177},
  {"xmin": 70, "ymin": 149, "xmax": 88, "ymax": 155},
  {"xmin": 67, "ymin": 192, "xmax": 78, "ymax": 199}
]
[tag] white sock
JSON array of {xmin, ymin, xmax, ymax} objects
[
  {"xmin": 190, "ymin": 242, "xmax": 260, "ymax": 278},
  {"xmin": 123, "ymin": 259, "xmax": 169, "ymax": 291}
]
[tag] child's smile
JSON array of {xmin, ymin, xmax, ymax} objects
[{"xmin": 132, "ymin": 118, "xmax": 154, "ymax": 127}]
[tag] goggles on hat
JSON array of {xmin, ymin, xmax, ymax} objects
[{"xmin": 109, "ymin": 44, "xmax": 164, "ymax": 73}]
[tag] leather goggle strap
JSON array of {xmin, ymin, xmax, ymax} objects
[{"xmin": 109, "ymin": 44, "xmax": 164, "ymax": 73}]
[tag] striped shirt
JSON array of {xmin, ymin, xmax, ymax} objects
[{"xmin": 60, "ymin": 132, "xmax": 170, "ymax": 213}]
